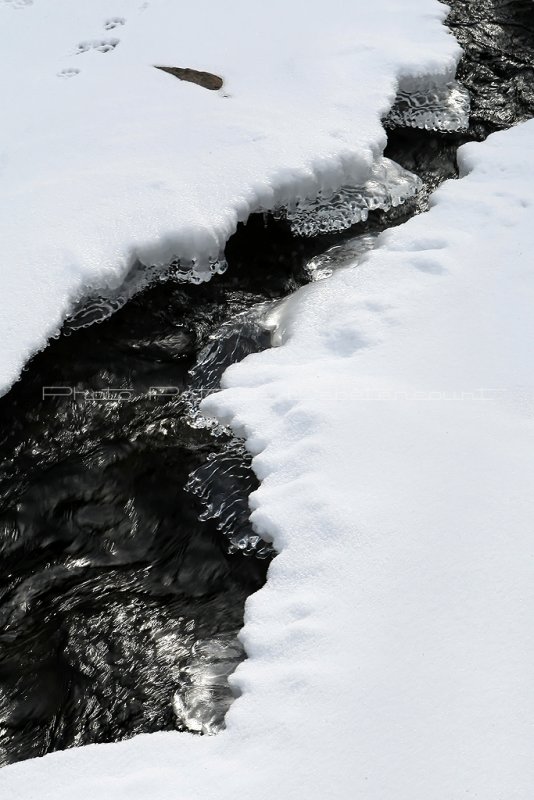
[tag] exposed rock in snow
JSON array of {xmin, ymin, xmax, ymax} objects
[{"xmin": 154, "ymin": 65, "xmax": 224, "ymax": 91}]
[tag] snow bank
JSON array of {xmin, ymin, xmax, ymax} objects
[
  {"xmin": 0, "ymin": 0, "xmax": 459, "ymax": 392},
  {"xmin": 4, "ymin": 104, "xmax": 534, "ymax": 800}
]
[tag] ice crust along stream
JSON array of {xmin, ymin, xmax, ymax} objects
[
  {"xmin": 385, "ymin": 78, "xmax": 470, "ymax": 131},
  {"xmin": 62, "ymin": 72, "xmax": 469, "ymax": 331},
  {"xmin": 275, "ymin": 157, "xmax": 422, "ymax": 237},
  {"xmin": 65, "ymin": 157, "xmax": 418, "ymax": 329}
]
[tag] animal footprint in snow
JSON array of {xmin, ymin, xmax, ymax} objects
[
  {"xmin": 57, "ymin": 67, "xmax": 80, "ymax": 78},
  {"xmin": 104, "ymin": 17, "xmax": 125, "ymax": 30},
  {"xmin": 76, "ymin": 38, "xmax": 119, "ymax": 54}
]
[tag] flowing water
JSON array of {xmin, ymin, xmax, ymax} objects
[{"xmin": 0, "ymin": 0, "xmax": 532, "ymax": 766}]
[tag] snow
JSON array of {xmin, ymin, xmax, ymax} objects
[
  {"xmin": 3, "ymin": 0, "xmax": 533, "ymax": 797},
  {"xmin": 3, "ymin": 80, "xmax": 534, "ymax": 800},
  {"xmin": 0, "ymin": 0, "xmax": 460, "ymax": 393}
]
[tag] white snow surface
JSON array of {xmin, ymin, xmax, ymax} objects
[
  {"xmin": 0, "ymin": 0, "xmax": 460, "ymax": 392},
  {"xmin": 4, "ymin": 116, "xmax": 534, "ymax": 800}
]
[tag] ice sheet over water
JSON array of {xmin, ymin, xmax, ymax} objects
[
  {"xmin": 275, "ymin": 158, "xmax": 422, "ymax": 237},
  {"xmin": 385, "ymin": 78, "xmax": 470, "ymax": 132},
  {"xmin": 173, "ymin": 634, "xmax": 245, "ymax": 735},
  {"xmin": 273, "ymin": 78, "xmax": 468, "ymax": 241},
  {"xmin": 304, "ymin": 233, "xmax": 379, "ymax": 281},
  {"xmin": 65, "ymin": 257, "xmax": 228, "ymax": 331}
]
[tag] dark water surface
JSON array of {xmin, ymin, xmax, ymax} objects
[{"xmin": 0, "ymin": 0, "xmax": 532, "ymax": 766}]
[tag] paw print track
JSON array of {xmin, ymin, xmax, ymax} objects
[
  {"xmin": 58, "ymin": 19, "xmax": 125, "ymax": 79},
  {"xmin": 76, "ymin": 38, "xmax": 119, "ymax": 54},
  {"xmin": 57, "ymin": 68, "xmax": 80, "ymax": 78},
  {"xmin": 104, "ymin": 17, "xmax": 126, "ymax": 30}
]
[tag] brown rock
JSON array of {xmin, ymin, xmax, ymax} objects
[{"xmin": 154, "ymin": 66, "xmax": 223, "ymax": 91}]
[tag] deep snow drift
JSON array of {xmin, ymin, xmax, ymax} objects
[
  {"xmin": 3, "ymin": 106, "xmax": 534, "ymax": 800},
  {"xmin": 0, "ymin": 0, "xmax": 461, "ymax": 394}
]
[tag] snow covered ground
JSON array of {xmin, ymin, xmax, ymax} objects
[
  {"xmin": 0, "ymin": 0, "xmax": 460, "ymax": 393},
  {"xmin": 2, "ymin": 1, "xmax": 533, "ymax": 798}
]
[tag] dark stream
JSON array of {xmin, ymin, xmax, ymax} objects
[{"xmin": 0, "ymin": 0, "xmax": 532, "ymax": 767}]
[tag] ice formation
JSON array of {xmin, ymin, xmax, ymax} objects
[
  {"xmin": 303, "ymin": 233, "xmax": 379, "ymax": 282},
  {"xmin": 65, "ymin": 257, "xmax": 227, "ymax": 331},
  {"xmin": 173, "ymin": 635, "xmax": 245, "ymax": 735},
  {"xmin": 385, "ymin": 77, "xmax": 470, "ymax": 131},
  {"xmin": 275, "ymin": 158, "xmax": 422, "ymax": 237}
]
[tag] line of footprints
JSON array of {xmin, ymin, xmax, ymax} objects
[{"xmin": 58, "ymin": 17, "xmax": 126, "ymax": 78}]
